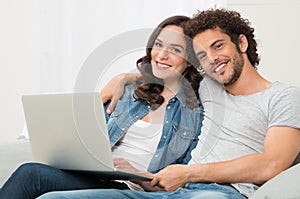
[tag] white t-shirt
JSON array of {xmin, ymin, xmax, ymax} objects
[
  {"xmin": 112, "ymin": 120, "xmax": 163, "ymax": 171},
  {"xmin": 112, "ymin": 120, "xmax": 163, "ymax": 191},
  {"xmin": 189, "ymin": 76, "xmax": 300, "ymax": 197}
]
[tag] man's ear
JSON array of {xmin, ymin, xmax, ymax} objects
[{"xmin": 238, "ymin": 34, "xmax": 248, "ymax": 53}]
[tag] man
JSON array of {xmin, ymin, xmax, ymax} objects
[{"xmin": 38, "ymin": 9, "xmax": 300, "ymax": 199}]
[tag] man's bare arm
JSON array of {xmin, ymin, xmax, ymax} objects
[
  {"xmin": 151, "ymin": 126, "xmax": 300, "ymax": 191},
  {"xmin": 101, "ymin": 73, "xmax": 140, "ymax": 114}
]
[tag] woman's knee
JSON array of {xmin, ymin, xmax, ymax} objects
[{"xmin": 13, "ymin": 162, "xmax": 55, "ymax": 181}]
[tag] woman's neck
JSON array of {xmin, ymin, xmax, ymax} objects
[{"xmin": 163, "ymin": 77, "xmax": 181, "ymax": 98}]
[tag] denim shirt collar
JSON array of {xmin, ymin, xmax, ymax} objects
[{"xmin": 174, "ymin": 88, "xmax": 187, "ymax": 108}]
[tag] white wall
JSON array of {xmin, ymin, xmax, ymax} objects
[
  {"xmin": 225, "ymin": 0, "xmax": 300, "ymax": 87},
  {"xmin": 40, "ymin": 0, "xmax": 223, "ymax": 93},
  {"xmin": 0, "ymin": 0, "xmax": 222, "ymax": 141},
  {"xmin": 1, "ymin": 0, "xmax": 300, "ymax": 141},
  {"xmin": 0, "ymin": 0, "xmax": 40, "ymax": 141}
]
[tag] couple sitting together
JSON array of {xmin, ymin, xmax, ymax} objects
[{"xmin": 0, "ymin": 8, "xmax": 299, "ymax": 199}]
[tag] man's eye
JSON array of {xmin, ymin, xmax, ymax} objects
[
  {"xmin": 216, "ymin": 43, "xmax": 223, "ymax": 49},
  {"xmin": 198, "ymin": 53, "xmax": 207, "ymax": 61}
]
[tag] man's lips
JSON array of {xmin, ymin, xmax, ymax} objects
[{"xmin": 212, "ymin": 61, "xmax": 227, "ymax": 74}]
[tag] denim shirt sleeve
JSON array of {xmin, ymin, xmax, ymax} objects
[{"xmin": 180, "ymin": 106, "xmax": 204, "ymax": 164}]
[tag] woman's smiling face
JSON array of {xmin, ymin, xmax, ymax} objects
[{"xmin": 151, "ymin": 25, "xmax": 190, "ymax": 81}]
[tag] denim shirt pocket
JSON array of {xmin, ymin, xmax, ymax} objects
[{"xmin": 168, "ymin": 123, "xmax": 196, "ymax": 158}]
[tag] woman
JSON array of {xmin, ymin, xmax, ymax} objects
[{"xmin": 0, "ymin": 15, "xmax": 203, "ymax": 199}]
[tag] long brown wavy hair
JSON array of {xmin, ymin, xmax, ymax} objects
[{"xmin": 134, "ymin": 15, "xmax": 202, "ymax": 110}]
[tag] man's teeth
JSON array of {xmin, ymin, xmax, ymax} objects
[{"xmin": 215, "ymin": 63, "xmax": 225, "ymax": 72}]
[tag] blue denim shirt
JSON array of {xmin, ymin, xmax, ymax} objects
[{"xmin": 104, "ymin": 84, "xmax": 203, "ymax": 173}]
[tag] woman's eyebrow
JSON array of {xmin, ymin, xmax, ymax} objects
[
  {"xmin": 155, "ymin": 38, "xmax": 185, "ymax": 50},
  {"xmin": 170, "ymin": 43, "xmax": 185, "ymax": 50}
]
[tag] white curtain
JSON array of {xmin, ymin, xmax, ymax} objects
[{"xmin": 40, "ymin": 0, "xmax": 224, "ymax": 93}]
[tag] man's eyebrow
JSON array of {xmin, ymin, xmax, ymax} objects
[
  {"xmin": 196, "ymin": 51, "xmax": 205, "ymax": 57},
  {"xmin": 210, "ymin": 39, "xmax": 224, "ymax": 48},
  {"xmin": 195, "ymin": 39, "xmax": 225, "ymax": 56}
]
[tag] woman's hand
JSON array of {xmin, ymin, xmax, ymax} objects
[
  {"xmin": 113, "ymin": 158, "xmax": 164, "ymax": 192},
  {"xmin": 113, "ymin": 157, "xmax": 139, "ymax": 172},
  {"xmin": 100, "ymin": 73, "xmax": 140, "ymax": 114}
]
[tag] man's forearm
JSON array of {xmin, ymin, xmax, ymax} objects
[
  {"xmin": 122, "ymin": 73, "xmax": 141, "ymax": 84},
  {"xmin": 186, "ymin": 153, "xmax": 286, "ymax": 185}
]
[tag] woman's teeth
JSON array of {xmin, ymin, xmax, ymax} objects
[{"xmin": 157, "ymin": 63, "xmax": 170, "ymax": 68}]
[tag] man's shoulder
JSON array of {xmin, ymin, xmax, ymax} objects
[{"xmin": 269, "ymin": 82, "xmax": 300, "ymax": 99}]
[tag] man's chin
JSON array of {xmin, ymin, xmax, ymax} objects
[{"xmin": 207, "ymin": 75, "xmax": 228, "ymax": 86}]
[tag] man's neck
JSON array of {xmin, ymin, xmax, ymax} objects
[{"xmin": 225, "ymin": 63, "xmax": 272, "ymax": 96}]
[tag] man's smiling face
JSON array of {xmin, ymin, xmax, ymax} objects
[{"xmin": 193, "ymin": 28, "xmax": 244, "ymax": 86}]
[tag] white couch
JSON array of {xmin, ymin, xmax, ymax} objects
[
  {"xmin": 250, "ymin": 163, "xmax": 300, "ymax": 199},
  {"xmin": 0, "ymin": 138, "xmax": 32, "ymax": 187},
  {"xmin": 1, "ymin": 138, "xmax": 299, "ymax": 198}
]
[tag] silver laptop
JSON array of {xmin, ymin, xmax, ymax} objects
[{"xmin": 22, "ymin": 92, "xmax": 151, "ymax": 181}]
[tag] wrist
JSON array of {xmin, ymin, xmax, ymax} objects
[
  {"xmin": 184, "ymin": 165, "xmax": 193, "ymax": 183},
  {"xmin": 184, "ymin": 164, "xmax": 207, "ymax": 183}
]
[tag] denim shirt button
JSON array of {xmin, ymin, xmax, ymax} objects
[
  {"xmin": 135, "ymin": 115, "xmax": 139, "ymax": 118},
  {"xmin": 183, "ymin": 132, "xmax": 187, "ymax": 136},
  {"xmin": 165, "ymin": 120, "xmax": 169, "ymax": 124},
  {"xmin": 167, "ymin": 106, "xmax": 171, "ymax": 109},
  {"xmin": 155, "ymin": 154, "xmax": 159, "ymax": 158},
  {"xmin": 163, "ymin": 135, "xmax": 167, "ymax": 139},
  {"xmin": 121, "ymin": 128, "xmax": 125, "ymax": 131}
]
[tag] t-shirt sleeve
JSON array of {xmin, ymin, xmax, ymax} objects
[{"xmin": 268, "ymin": 86, "xmax": 300, "ymax": 129}]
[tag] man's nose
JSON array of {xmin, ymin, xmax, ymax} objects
[{"xmin": 207, "ymin": 50, "xmax": 218, "ymax": 63}]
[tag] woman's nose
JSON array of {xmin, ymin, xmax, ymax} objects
[{"xmin": 157, "ymin": 48, "xmax": 169, "ymax": 60}]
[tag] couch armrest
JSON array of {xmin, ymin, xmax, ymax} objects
[{"xmin": 250, "ymin": 163, "xmax": 300, "ymax": 199}]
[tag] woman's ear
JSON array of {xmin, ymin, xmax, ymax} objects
[{"xmin": 238, "ymin": 34, "xmax": 248, "ymax": 53}]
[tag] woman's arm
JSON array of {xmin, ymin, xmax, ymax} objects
[
  {"xmin": 113, "ymin": 158, "xmax": 163, "ymax": 192},
  {"xmin": 101, "ymin": 73, "xmax": 141, "ymax": 114}
]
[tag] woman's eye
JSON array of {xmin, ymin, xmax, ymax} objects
[
  {"xmin": 154, "ymin": 42, "xmax": 163, "ymax": 48},
  {"xmin": 171, "ymin": 47, "xmax": 181, "ymax": 54}
]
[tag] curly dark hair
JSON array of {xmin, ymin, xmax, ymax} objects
[
  {"xmin": 185, "ymin": 9, "xmax": 260, "ymax": 69},
  {"xmin": 134, "ymin": 15, "xmax": 202, "ymax": 110}
]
